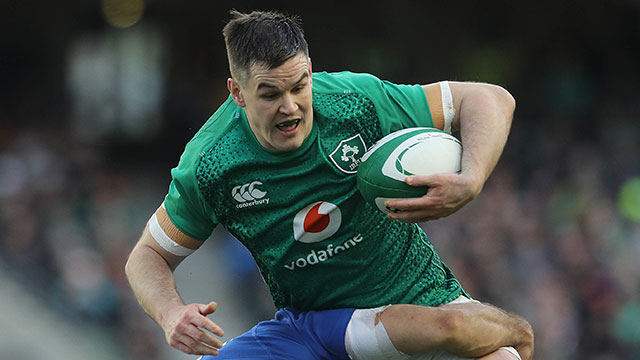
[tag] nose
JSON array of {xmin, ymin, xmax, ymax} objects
[{"xmin": 279, "ymin": 93, "xmax": 299, "ymax": 115}]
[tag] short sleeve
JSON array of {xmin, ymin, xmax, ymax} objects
[
  {"xmin": 314, "ymin": 72, "xmax": 434, "ymax": 135},
  {"xmin": 375, "ymin": 79, "xmax": 434, "ymax": 134},
  {"xmin": 163, "ymin": 148, "xmax": 217, "ymax": 241}
]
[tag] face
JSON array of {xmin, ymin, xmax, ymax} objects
[{"xmin": 228, "ymin": 54, "xmax": 313, "ymax": 152}]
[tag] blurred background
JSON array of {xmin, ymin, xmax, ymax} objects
[{"xmin": 1, "ymin": 0, "xmax": 639, "ymax": 359}]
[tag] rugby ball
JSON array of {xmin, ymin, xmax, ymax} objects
[{"xmin": 357, "ymin": 127, "xmax": 462, "ymax": 213}]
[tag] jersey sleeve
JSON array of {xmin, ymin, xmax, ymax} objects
[
  {"xmin": 374, "ymin": 78, "xmax": 434, "ymax": 134},
  {"xmin": 373, "ymin": 78, "xmax": 456, "ymax": 135},
  {"xmin": 161, "ymin": 144, "xmax": 218, "ymax": 247},
  {"xmin": 316, "ymin": 72, "xmax": 453, "ymax": 136}
]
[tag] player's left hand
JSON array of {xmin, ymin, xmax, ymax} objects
[{"xmin": 384, "ymin": 173, "xmax": 480, "ymax": 223}]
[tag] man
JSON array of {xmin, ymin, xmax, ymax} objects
[{"xmin": 125, "ymin": 10, "xmax": 533, "ymax": 360}]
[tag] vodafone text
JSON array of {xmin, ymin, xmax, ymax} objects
[{"xmin": 284, "ymin": 233, "xmax": 363, "ymax": 270}]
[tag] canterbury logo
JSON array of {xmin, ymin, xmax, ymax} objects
[{"xmin": 232, "ymin": 181, "xmax": 269, "ymax": 208}]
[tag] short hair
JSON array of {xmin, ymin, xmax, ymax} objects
[{"xmin": 222, "ymin": 10, "xmax": 309, "ymax": 84}]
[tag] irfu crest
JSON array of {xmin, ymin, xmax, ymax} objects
[{"xmin": 329, "ymin": 134, "xmax": 367, "ymax": 174}]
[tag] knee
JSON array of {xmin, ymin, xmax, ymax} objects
[
  {"xmin": 517, "ymin": 321, "xmax": 534, "ymax": 360},
  {"xmin": 382, "ymin": 304, "xmax": 467, "ymax": 352},
  {"xmin": 430, "ymin": 307, "xmax": 467, "ymax": 347},
  {"xmin": 523, "ymin": 322, "xmax": 534, "ymax": 345}
]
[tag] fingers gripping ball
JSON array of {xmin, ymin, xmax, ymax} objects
[{"xmin": 357, "ymin": 127, "xmax": 462, "ymax": 213}]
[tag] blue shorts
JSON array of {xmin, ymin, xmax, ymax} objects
[{"xmin": 201, "ymin": 307, "xmax": 355, "ymax": 360}]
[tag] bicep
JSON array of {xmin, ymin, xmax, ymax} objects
[
  {"xmin": 433, "ymin": 81, "xmax": 515, "ymax": 133},
  {"xmin": 446, "ymin": 81, "xmax": 476, "ymax": 133}
]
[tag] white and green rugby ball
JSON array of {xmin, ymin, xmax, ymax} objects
[{"xmin": 357, "ymin": 127, "xmax": 462, "ymax": 213}]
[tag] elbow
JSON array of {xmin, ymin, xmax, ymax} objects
[
  {"xmin": 504, "ymin": 88, "xmax": 516, "ymax": 123},
  {"xmin": 493, "ymin": 84, "xmax": 516, "ymax": 126},
  {"xmin": 476, "ymin": 83, "xmax": 515, "ymax": 134},
  {"xmin": 124, "ymin": 244, "xmax": 149, "ymax": 279},
  {"xmin": 124, "ymin": 244, "xmax": 146, "ymax": 281},
  {"xmin": 506, "ymin": 93, "xmax": 516, "ymax": 120},
  {"xmin": 497, "ymin": 85, "xmax": 516, "ymax": 111},
  {"xmin": 519, "ymin": 319, "xmax": 535, "ymax": 352},
  {"xmin": 124, "ymin": 248, "xmax": 136, "ymax": 281}
]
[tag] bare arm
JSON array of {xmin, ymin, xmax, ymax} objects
[
  {"xmin": 450, "ymin": 81, "xmax": 515, "ymax": 194},
  {"xmin": 381, "ymin": 301, "xmax": 533, "ymax": 360},
  {"xmin": 386, "ymin": 82, "xmax": 515, "ymax": 223},
  {"xmin": 125, "ymin": 225, "xmax": 224, "ymax": 356}
]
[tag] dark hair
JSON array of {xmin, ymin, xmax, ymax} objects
[{"xmin": 222, "ymin": 10, "xmax": 309, "ymax": 83}]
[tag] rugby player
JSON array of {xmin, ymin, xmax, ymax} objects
[{"xmin": 126, "ymin": 10, "xmax": 533, "ymax": 360}]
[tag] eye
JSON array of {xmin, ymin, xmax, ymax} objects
[
  {"xmin": 261, "ymin": 92, "xmax": 278, "ymax": 100},
  {"xmin": 292, "ymin": 84, "xmax": 306, "ymax": 93}
]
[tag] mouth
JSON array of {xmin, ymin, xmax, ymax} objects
[{"xmin": 276, "ymin": 118, "xmax": 301, "ymax": 133}]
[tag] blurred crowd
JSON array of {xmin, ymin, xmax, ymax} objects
[
  {"xmin": 0, "ymin": 128, "xmax": 167, "ymax": 358},
  {"xmin": 2, "ymin": 1, "xmax": 640, "ymax": 359}
]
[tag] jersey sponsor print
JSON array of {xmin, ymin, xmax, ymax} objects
[
  {"xmin": 288, "ymin": 201, "xmax": 363, "ymax": 270},
  {"xmin": 293, "ymin": 201, "xmax": 341, "ymax": 243}
]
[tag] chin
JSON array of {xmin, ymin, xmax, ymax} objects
[
  {"xmin": 277, "ymin": 143, "xmax": 302, "ymax": 152},
  {"xmin": 274, "ymin": 138, "xmax": 304, "ymax": 152}
]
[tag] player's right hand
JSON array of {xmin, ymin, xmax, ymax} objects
[
  {"xmin": 161, "ymin": 301, "xmax": 225, "ymax": 356},
  {"xmin": 385, "ymin": 172, "xmax": 479, "ymax": 223}
]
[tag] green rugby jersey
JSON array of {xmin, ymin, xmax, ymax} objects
[{"xmin": 164, "ymin": 71, "xmax": 465, "ymax": 310}]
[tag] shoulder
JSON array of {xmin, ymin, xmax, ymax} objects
[
  {"xmin": 181, "ymin": 95, "xmax": 240, "ymax": 158},
  {"xmin": 312, "ymin": 71, "xmax": 385, "ymax": 95},
  {"xmin": 193, "ymin": 95, "xmax": 239, "ymax": 142}
]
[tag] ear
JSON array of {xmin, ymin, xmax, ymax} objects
[
  {"xmin": 308, "ymin": 58, "xmax": 313, "ymax": 86},
  {"xmin": 227, "ymin": 78, "xmax": 246, "ymax": 108}
]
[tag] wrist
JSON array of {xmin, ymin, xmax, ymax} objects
[
  {"xmin": 459, "ymin": 171, "xmax": 484, "ymax": 199},
  {"xmin": 157, "ymin": 298, "xmax": 185, "ymax": 329}
]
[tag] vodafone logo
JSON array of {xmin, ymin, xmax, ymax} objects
[{"xmin": 293, "ymin": 201, "xmax": 342, "ymax": 243}]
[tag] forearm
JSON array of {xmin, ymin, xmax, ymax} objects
[
  {"xmin": 455, "ymin": 83, "xmax": 515, "ymax": 195},
  {"xmin": 125, "ymin": 242, "xmax": 184, "ymax": 328},
  {"xmin": 126, "ymin": 226, "xmax": 225, "ymax": 356}
]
